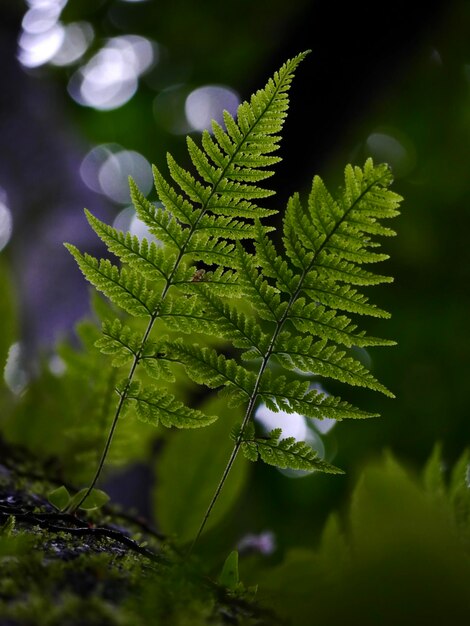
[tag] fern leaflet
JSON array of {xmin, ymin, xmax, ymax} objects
[{"xmin": 233, "ymin": 424, "xmax": 343, "ymax": 473}]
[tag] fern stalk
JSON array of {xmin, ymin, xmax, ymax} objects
[{"xmin": 73, "ymin": 316, "xmax": 155, "ymax": 509}]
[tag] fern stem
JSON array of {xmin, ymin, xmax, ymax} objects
[
  {"xmin": 72, "ymin": 315, "xmax": 156, "ymax": 510},
  {"xmin": 187, "ymin": 300, "xmax": 293, "ymax": 554}
]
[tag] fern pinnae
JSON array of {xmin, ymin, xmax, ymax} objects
[
  {"xmin": 65, "ymin": 52, "xmax": 309, "ymax": 510},
  {"xmin": 189, "ymin": 159, "xmax": 401, "ymax": 549},
  {"xmin": 234, "ymin": 424, "xmax": 343, "ymax": 473}
]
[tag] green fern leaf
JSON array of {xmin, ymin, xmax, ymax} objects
[
  {"xmin": 272, "ymin": 333, "xmax": 393, "ymax": 397},
  {"xmin": 64, "ymin": 54, "xmax": 404, "ymax": 534},
  {"xmin": 313, "ymin": 255, "xmax": 394, "ymax": 286},
  {"xmin": 85, "ymin": 210, "xmax": 178, "ymax": 282},
  {"xmin": 94, "ymin": 318, "xmax": 141, "ymax": 367},
  {"xmin": 151, "ymin": 51, "xmax": 309, "ymax": 235},
  {"xmin": 259, "ymin": 373, "xmax": 377, "ymax": 420},
  {"xmin": 197, "ymin": 214, "xmax": 257, "ymax": 239},
  {"xmin": 236, "ymin": 244, "xmax": 284, "ymax": 321},
  {"xmin": 254, "ymin": 220, "xmax": 299, "ymax": 295},
  {"xmin": 206, "ymin": 197, "xmax": 277, "ymax": 219},
  {"xmin": 166, "ymin": 342, "xmax": 256, "ymax": 395},
  {"xmin": 233, "ymin": 424, "xmax": 342, "ymax": 473},
  {"xmin": 158, "ymin": 295, "xmax": 216, "ymax": 334},
  {"xmin": 191, "ymin": 267, "xmax": 244, "ymax": 297},
  {"xmin": 301, "ymin": 277, "xmax": 390, "ymax": 318},
  {"xmin": 129, "ymin": 179, "xmax": 190, "ymax": 248},
  {"xmin": 167, "ymin": 153, "xmax": 211, "ymax": 204},
  {"xmin": 287, "ymin": 299, "xmax": 394, "ymax": 348},
  {"xmin": 183, "ymin": 234, "xmax": 237, "ymax": 267},
  {"xmin": 151, "ymin": 165, "xmax": 200, "ymax": 226},
  {"xmin": 192, "ymin": 284, "xmax": 270, "ymax": 355},
  {"xmin": 124, "ymin": 382, "xmax": 216, "ymax": 429},
  {"xmin": 64, "ymin": 245, "xmax": 155, "ymax": 317},
  {"xmin": 140, "ymin": 355, "xmax": 175, "ymax": 382}
]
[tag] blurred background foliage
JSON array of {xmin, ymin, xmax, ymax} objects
[{"xmin": 1, "ymin": 0, "xmax": 470, "ymax": 570}]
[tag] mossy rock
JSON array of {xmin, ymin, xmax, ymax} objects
[{"xmin": 0, "ymin": 447, "xmax": 275, "ymax": 626}]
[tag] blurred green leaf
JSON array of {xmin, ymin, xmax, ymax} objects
[
  {"xmin": 258, "ymin": 453, "xmax": 470, "ymax": 625},
  {"xmin": 48, "ymin": 485, "xmax": 71, "ymax": 511},
  {"xmin": 218, "ymin": 550, "xmax": 239, "ymax": 590},
  {"xmin": 67, "ymin": 488, "xmax": 110, "ymax": 512},
  {"xmin": 0, "ymin": 260, "xmax": 17, "ymax": 379},
  {"xmin": 154, "ymin": 394, "xmax": 249, "ymax": 543},
  {"xmin": 422, "ymin": 442, "xmax": 445, "ymax": 496}
]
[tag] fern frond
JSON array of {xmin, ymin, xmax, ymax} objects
[
  {"xmin": 259, "ymin": 374, "xmax": 377, "ymax": 421},
  {"xmin": 272, "ymin": 333, "xmax": 393, "ymax": 397},
  {"xmin": 124, "ymin": 382, "xmax": 217, "ymax": 429},
  {"xmin": 148, "ymin": 51, "xmax": 309, "ymax": 236},
  {"xmin": 140, "ymin": 341, "xmax": 175, "ymax": 382},
  {"xmin": 64, "ymin": 54, "xmax": 404, "ymax": 537},
  {"xmin": 197, "ymin": 214, "xmax": 257, "ymax": 239},
  {"xmin": 300, "ymin": 277, "xmax": 390, "ymax": 318},
  {"xmin": 313, "ymin": 255, "xmax": 394, "ymax": 286},
  {"xmin": 207, "ymin": 197, "xmax": 277, "ymax": 219},
  {"xmin": 281, "ymin": 162, "xmax": 401, "ymax": 276},
  {"xmin": 234, "ymin": 424, "xmax": 343, "ymax": 473},
  {"xmin": 64, "ymin": 245, "xmax": 155, "ymax": 317},
  {"xmin": 85, "ymin": 210, "xmax": 178, "ymax": 282},
  {"xmin": 287, "ymin": 299, "xmax": 394, "ymax": 348},
  {"xmin": 254, "ymin": 220, "xmax": 299, "ymax": 295},
  {"xmin": 183, "ymin": 234, "xmax": 237, "ymax": 267},
  {"xmin": 129, "ymin": 179, "xmax": 190, "ymax": 248},
  {"xmin": 94, "ymin": 318, "xmax": 141, "ymax": 367},
  {"xmin": 192, "ymin": 284, "xmax": 271, "ymax": 356},
  {"xmin": 193, "ymin": 267, "xmax": 244, "ymax": 297},
  {"xmin": 167, "ymin": 153, "xmax": 211, "ymax": 204},
  {"xmin": 158, "ymin": 295, "xmax": 216, "ymax": 334},
  {"xmin": 236, "ymin": 244, "xmax": 285, "ymax": 321},
  {"xmin": 166, "ymin": 342, "xmax": 256, "ymax": 396},
  {"xmin": 151, "ymin": 166, "xmax": 200, "ymax": 226}
]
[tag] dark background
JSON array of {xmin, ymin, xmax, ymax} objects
[{"xmin": 1, "ymin": 0, "xmax": 469, "ymax": 550}]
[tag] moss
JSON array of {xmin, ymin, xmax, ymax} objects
[{"xmin": 0, "ymin": 454, "xmax": 272, "ymax": 626}]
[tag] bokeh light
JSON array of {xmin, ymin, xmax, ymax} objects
[
  {"xmin": 18, "ymin": 23, "xmax": 65, "ymax": 68},
  {"xmin": 98, "ymin": 150, "xmax": 153, "ymax": 204},
  {"xmin": 48, "ymin": 354, "xmax": 66, "ymax": 376},
  {"xmin": 80, "ymin": 144, "xmax": 152, "ymax": 204},
  {"xmin": 50, "ymin": 22, "xmax": 94, "ymax": 67},
  {"xmin": 80, "ymin": 144, "xmax": 119, "ymax": 194},
  {"xmin": 4, "ymin": 343, "xmax": 29, "ymax": 396},
  {"xmin": 0, "ymin": 191, "xmax": 13, "ymax": 252},
  {"xmin": 153, "ymin": 84, "xmax": 193, "ymax": 135},
  {"xmin": 185, "ymin": 85, "xmax": 240, "ymax": 132},
  {"xmin": 365, "ymin": 130, "xmax": 415, "ymax": 178},
  {"xmin": 22, "ymin": 4, "xmax": 62, "ymax": 34},
  {"xmin": 18, "ymin": 0, "xmax": 70, "ymax": 68},
  {"xmin": 113, "ymin": 206, "xmax": 162, "ymax": 244},
  {"xmin": 256, "ymin": 403, "xmax": 310, "ymax": 441},
  {"xmin": 68, "ymin": 35, "xmax": 157, "ymax": 110},
  {"xmin": 237, "ymin": 531, "xmax": 276, "ymax": 555}
]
